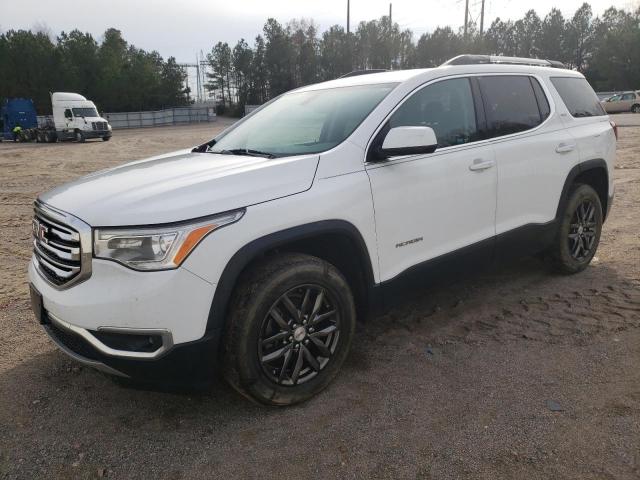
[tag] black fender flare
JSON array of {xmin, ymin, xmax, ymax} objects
[
  {"xmin": 204, "ymin": 220, "xmax": 376, "ymax": 334},
  {"xmin": 554, "ymin": 159, "xmax": 609, "ymax": 221}
]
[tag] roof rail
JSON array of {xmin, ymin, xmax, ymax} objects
[
  {"xmin": 339, "ymin": 69, "xmax": 388, "ymax": 78},
  {"xmin": 441, "ymin": 54, "xmax": 566, "ymax": 69}
]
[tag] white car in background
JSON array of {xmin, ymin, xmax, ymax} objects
[
  {"xmin": 601, "ymin": 91, "xmax": 640, "ymax": 113},
  {"xmin": 29, "ymin": 54, "xmax": 616, "ymax": 405}
]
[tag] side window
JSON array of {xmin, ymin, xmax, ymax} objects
[
  {"xmin": 478, "ymin": 76, "xmax": 544, "ymax": 137},
  {"xmin": 550, "ymin": 77, "xmax": 606, "ymax": 117},
  {"xmin": 64, "ymin": 109, "xmax": 73, "ymax": 119},
  {"xmin": 621, "ymin": 93, "xmax": 635, "ymax": 101},
  {"xmin": 389, "ymin": 78, "xmax": 478, "ymax": 148},
  {"xmin": 530, "ymin": 77, "xmax": 550, "ymax": 120}
]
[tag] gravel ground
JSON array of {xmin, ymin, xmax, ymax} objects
[{"xmin": 0, "ymin": 116, "xmax": 639, "ymax": 479}]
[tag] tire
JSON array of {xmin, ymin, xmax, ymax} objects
[
  {"xmin": 550, "ymin": 184, "xmax": 603, "ymax": 274},
  {"xmin": 223, "ymin": 253, "xmax": 357, "ymax": 406},
  {"xmin": 75, "ymin": 131, "xmax": 85, "ymax": 143},
  {"xmin": 632, "ymin": 104, "xmax": 640, "ymax": 113},
  {"xmin": 102, "ymin": 136, "xmax": 110, "ymax": 141}
]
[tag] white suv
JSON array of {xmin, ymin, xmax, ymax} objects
[{"xmin": 29, "ymin": 55, "xmax": 616, "ymax": 405}]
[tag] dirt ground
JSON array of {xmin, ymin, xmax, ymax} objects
[{"xmin": 0, "ymin": 116, "xmax": 639, "ymax": 479}]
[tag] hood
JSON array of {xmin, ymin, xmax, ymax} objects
[{"xmin": 40, "ymin": 150, "xmax": 319, "ymax": 226}]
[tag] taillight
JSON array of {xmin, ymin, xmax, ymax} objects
[{"xmin": 610, "ymin": 120, "xmax": 618, "ymax": 140}]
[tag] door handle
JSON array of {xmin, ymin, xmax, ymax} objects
[
  {"xmin": 555, "ymin": 142, "xmax": 576, "ymax": 153},
  {"xmin": 468, "ymin": 158, "xmax": 495, "ymax": 171}
]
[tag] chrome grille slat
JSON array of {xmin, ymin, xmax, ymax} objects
[
  {"xmin": 32, "ymin": 201, "xmax": 89, "ymax": 288},
  {"xmin": 47, "ymin": 239, "xmax": 80, "ymax": 255},
  {"xmin": 49, "ymin": 226, "xmax": 80, "ymax": 243},
  {"xmin": 35, "ymin": 255, "xmax": 79, "ymax": 279},
  {"xmin": 34, "ymin": 239, "xmax": 80, "ymax": 263}
]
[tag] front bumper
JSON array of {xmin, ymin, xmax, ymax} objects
[
  {"xmin": 40, "ymin": 309, "xmax": 220, "ymax": 385},
  {"xmin": 84, "ymin": 129, "xmax": 111, "ymax": 139},
  {"xmin": 29, "ymin": 256, "xmax": 220, "ymax": 385}
]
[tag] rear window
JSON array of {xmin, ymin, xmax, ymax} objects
[
  {"xmin": 550, "ymin": 77, "xmax": 605, "ymax": 118},
  {"xmin": 478, "ymin": 76, "xmax": 546, "ymax": 137}
]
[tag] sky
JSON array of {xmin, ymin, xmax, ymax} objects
[{"xmin": 2, "ymin": 0, "xmax": 638, "ymax": 62}]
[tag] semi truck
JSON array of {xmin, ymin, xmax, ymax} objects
[{"xmin": 1, "ymin": 92, "xmax": 112, "ymax": 142}]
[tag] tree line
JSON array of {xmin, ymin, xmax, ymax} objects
[
  {"xmin": 0, "ymin": 28, "xmax": 189, "ymax": 113},
  {"xmin": 1, "ymin": 2, "xmax": 638, "ymax": 115},
  {"xmin": 208, "ymin": 3, "xmax": 640, "ymax": 114}
]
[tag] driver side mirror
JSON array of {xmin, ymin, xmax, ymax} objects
[{"xmin": 380, "ymin": 126, "xmax": 438, "ymax": 158}]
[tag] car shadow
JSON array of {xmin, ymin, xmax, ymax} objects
[{"xmin": 1, "ymin": 255, "xmax": 638, "ymax": 478}]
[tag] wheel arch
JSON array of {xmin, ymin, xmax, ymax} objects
[
  {"xmin": 555, "ymin": 159, "xmax": 610, "ymax": 222},
  {"xmin": 205, "ymin": 220, "xmax": 377, "ymax": 336}
]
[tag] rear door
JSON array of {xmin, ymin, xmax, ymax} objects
[
  {"xmin": 366, "ymin": 77, "xmax": 497, "ymax": 282},
  {"xmin": 620, "ymin": 93, "xmax": 636, "ymax": 112},
  {"xmin": 476, "ymin": 74, "xmax": 580, "ymax": 248}
]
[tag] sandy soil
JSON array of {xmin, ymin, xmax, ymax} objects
[{"xmin": 0, "ymin": 116, "xmax": 638, "ymax": 479}]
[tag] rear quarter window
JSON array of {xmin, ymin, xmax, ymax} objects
[
  {"xmin": 478, "ymin": 76, "xmax": 546, "ymax": 138},
  {"xmin": 550, "ymin": 77, "xmax": 605, "ymax": 118}
]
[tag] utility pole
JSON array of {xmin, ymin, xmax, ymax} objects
[
  {"xmin": 463, "ymin": 0, "xmax": 469, "ymax": 37},
  {"xmin": 480, "ymin": 0, "xmax": 485, "ymax": 35},
  {"xmin": 389, "ymin": 3, "xmax": 392, "ymax": 24},
  {"xmin": 347, "ymin": 0, "xmax": 350, "ymax": 34}
]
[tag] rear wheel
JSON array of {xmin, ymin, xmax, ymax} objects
[
  {"xmin": 550, "ymin": 184, "xmax": 603, "ymax": 274},
  {"xmin": 632, "ymin": 104, "xmax": 640, "ymax": 113},
  {"xmin": 223, "ymin": 253, "xmax": 356, "ymax": 406}
]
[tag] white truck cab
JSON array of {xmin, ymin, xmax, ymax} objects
[
  {"xmin": 29, "ymin": 55, "xmax": 616, "ymax": 405},
  {"xmin": 51, "ymin": 92, "xmax": 112, "ymax": 142}
]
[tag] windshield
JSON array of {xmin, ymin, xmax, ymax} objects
[
  {"xmin": 210, "ymin": 84, "xmax": 396, "ymax": 157},
  {"xmin": 72, "ymin": 107, "xmax": 99, "ymax": 117}
]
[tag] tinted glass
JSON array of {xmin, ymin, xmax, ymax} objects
[
  {"xmin": 530, "ymin": 77, "xmax": 550, "ymax": 120},
  {"xmin": 550, "ymin": 77, "xmax": 606, "ymax": 117},
  {"xmin": 72, "ymin": 107, "xmax": 98, "ymax": 117},
  {"xmin": 389, "ymin": 78, "xmax": 478, "ymax": 147},
  {"xmin": 478, "ymin": 76, "xmax": 543, "ymax": 137},
  {"xmin": 211, "ymin": 84, "xmax": 396, "ymax": 157},
  {"xmin": 621, "ymin": 93, "xmax": 635, "ymax": 100}
]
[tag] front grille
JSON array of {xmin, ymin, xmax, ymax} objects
[
  {"xmin": 47, "ymin": 320, "xmax": 101, "ymax": 360},
  {"xmin": 92, "ymin": 121, "xmax": 107, "ymax": 131},
  {"xmin": 32, "ymin": 208, "xmax": 82, "ymax": 287}
]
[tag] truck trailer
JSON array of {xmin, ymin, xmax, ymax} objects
[{"xmin": 1, "ymin": 92, "xmax": 112, "ymax": 142}]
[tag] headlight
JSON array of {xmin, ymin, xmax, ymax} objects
[{"xmin": 94, "ymin": 209, "xmax": 244, "ymax": 270}]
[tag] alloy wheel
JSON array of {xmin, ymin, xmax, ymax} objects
[
  {"xmin": 258, "ymin": 284, "xmax": 340, "ymax": 386},
  {"xmin": 568, "ymin": 200, "xmax": 597, "ymax": 260}
]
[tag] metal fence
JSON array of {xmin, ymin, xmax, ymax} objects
[
  {"xmin": 244, "ymin": 104, "xmax": 261, "ymax": 116},
  {"xmin": 36, "ymin": 106, "xmax": 217, "ymax": 130},
  {"xmin": 105, "ymin": 106, "xmax": 216, "ymax": 129}
]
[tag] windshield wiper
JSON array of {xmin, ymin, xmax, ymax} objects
[
  {"xmin": 213, "ymin": 148, "xmax": 277, "ymax": 159},
  {"xmin": 220, "ymin": 148, "xmax": 276, "ymax": 158}
]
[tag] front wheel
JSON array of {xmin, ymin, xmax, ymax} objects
[
  {"xmin": 75, "ymin": 131, "xmax": 85, "ymax": 143},
  {"xmin": 102, "ymin": 136, "xmax": 111, "ymax": 141},
  {"xmin": 223, "ymin": 253, "xmax": 356, "ymax": 406},
  {"xmin": 550, "ymin": 184, "xmax": 603, "ymax": 274}
]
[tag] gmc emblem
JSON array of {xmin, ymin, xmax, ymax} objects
[{"xmin": 32, "ymin": 219, "xmax": 48, "ymax": 243}]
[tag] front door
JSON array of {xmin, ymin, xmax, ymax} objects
[{"xmin": 366, "ymin": 77, "xmax": 497, "ymax": 282}]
